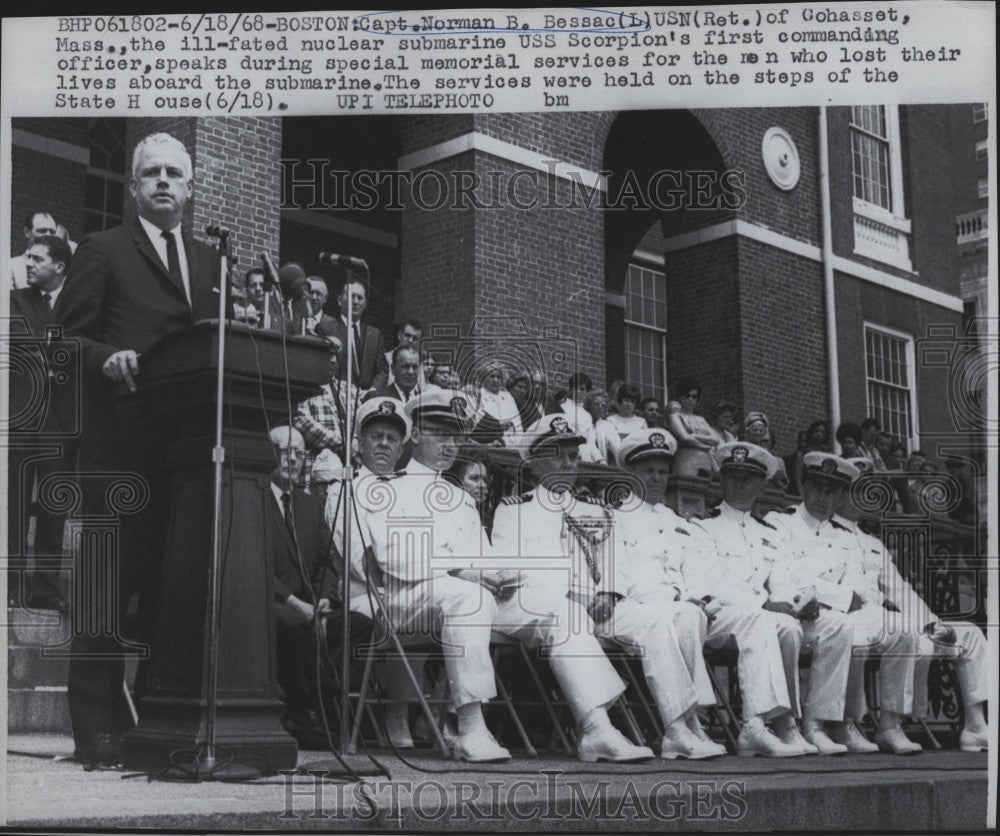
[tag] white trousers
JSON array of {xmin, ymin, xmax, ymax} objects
[
  {"xmin": 598, "ymin": 599, "xmax": 704, "ymax": 724},
  {"xmin": 844, "ymin": 604, "xmax": 921, "ymax": 720},
  {"xmin": 911, "ymin": 621, "xmax": 988, "ymax": 716},
  {"xmin": 387, "ymin": 576, "xmax": 625, "ymax": 715},
  {"xmin": 799, "ymin": 610, "xmax": 855, "ymax": 722},
  {"xmin": 703, "ymin": 606, "xmax": 799, "ymax": 721}
]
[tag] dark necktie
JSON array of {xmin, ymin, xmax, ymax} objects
[
  {"xmin": 281, "ymin": 492, "xmax": 296, "ymax": 537},
  {"xmin": 161, "ymin": 230, "xmax": 187, "ymax": 304},
  {"xmin": 41, "ymin": 292, "xmax": 52, "ymax": 312}
]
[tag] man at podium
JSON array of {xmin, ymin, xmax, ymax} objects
[{"xmin": 55, "ymin": 132, "xmax": 222, "ymax": 768}]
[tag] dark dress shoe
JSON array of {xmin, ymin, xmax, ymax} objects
[
  {"xmin": 283, "ymin": 709, "xmax": 335, "ymax": 750},
  {"xmin": 74, "ymin": 732, "xmax": 123, "ymax": 769}
]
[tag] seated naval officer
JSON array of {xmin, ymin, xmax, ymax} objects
[
  {"xmin": 494, "ymin": 420, "xmax": 722, "ymax": 759},
  {"xmin": 835, "ymin": 458, "xmax": 988, "ymax": 753},
  {"xmin": 360, "ymin": 391, "xmax": 651, "ymax": 762},
  {"xmin": 324, "ymin": 396, "xmax": 426, "ymax": 749},
  {"xmin": 764, "ymin": 453, "xmax": 921, "ymax": 755},
  {"xmin": 691, "ymin": 441, "xmax": 855, "ymax": 756}
]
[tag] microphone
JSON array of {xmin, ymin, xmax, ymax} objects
[
  {"xmin": 205, "ymin": 224, "xmax": 230, "ymax": 237},
  {"xmin": 278, "ymin": 262, "xmax": 310, "ymax": 300},
  {"xmin": 318, "ymin": 252, "xmax": 368, "ymax": 271},
  {"xmin": 259, "ymin": 252, "xmax": 280, "ymax": 290}
]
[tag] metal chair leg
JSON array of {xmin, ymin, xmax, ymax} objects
[
  {"xmin": 517, "ymin": 642, "xmax": 574, "ymax": 754},
  {"xmin": 492, "ymin": 647, "xmax": 537, "ymax": 757}
]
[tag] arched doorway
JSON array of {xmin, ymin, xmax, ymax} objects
[{"xmin": 603, "ymin": 111, "xmax": 735, "ymax": 407}]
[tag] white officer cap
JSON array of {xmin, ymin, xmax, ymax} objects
[
  {"xmin": 618, "ymin": 428, "xmax": 678, "ymax": 465},
  {"xmin": 715, "ymin": 441, "xmax": 774, "ymax": 477},
  {"xmin": 356, "ymin": 396, "xmax": 412, "ymax": 441},
  {"xmin": 843, "ymin": 456, "xmax": 876, "ymax": 481},
  {"xmin": 802, "ymin": 451, "xmax": 859, "ymax": 487},
  {"xmin": 521, "ymin": 413, "xmax": 585, "ymax": 459},
  {"xmin": 404, "ymin": 389, "xmax": 470, "ymax": 431}
]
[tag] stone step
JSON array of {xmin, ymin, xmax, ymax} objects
[
  {"xmin": 6, "ymin": 609, "xmax": 72, "ymax": 647},
  {"xmin": 7, "ymin": 688, "xmax": 72, "ymax": 734},
  {"xmin": 8, "ymin": 645, "xmax": 70, "ymax": 688}
]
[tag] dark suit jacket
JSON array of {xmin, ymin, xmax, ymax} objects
[
  {"xmin": 365, "ymin": 382, "xmax": 419, "ymax": 403},
  {"xmin": 54, "ymin": 218, "xmax": 221, "ymax": 457},
  {"xmin": 269, "ymin": 485, "xmax": 339, "ymax": 605},
  {"xmin": 8, "ymin": 287, "xmax": 77, "ymax": 435},
  {"xmin": 325, "ymin": 317, "xmax": 387, "ymax": 390}
]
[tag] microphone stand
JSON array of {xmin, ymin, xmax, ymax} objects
[
  {"xmin": 298, "ymin": 261, "xmax": 383, "ymax": 779},
  {"xmin": 167, "ymin": 227, "xmax": 262, "ymax": 780}
]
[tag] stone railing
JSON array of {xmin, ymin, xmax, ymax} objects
[{"xmin": 956, "ymin": 208, "xmax": 988, "ymax": 246}]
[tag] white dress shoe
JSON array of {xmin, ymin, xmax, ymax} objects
[
  {"xmin": 874, "ymin": 727, "xmax": 922, "ymax": 755},
  {"xmin": 660, "ymin": 724, "xmax": 724, "ymax": 760},
  {"xmin": 801, "ymin": 721, "xmax": 848, "ymax": 755},
  {"xmin": 737, "ymin": 721, "xmax": 804, "ymax": 758},
  {"xmin": 686, "ymin": 714, "xmax": 728, "ymax": 757},
  {"xmin": 450, "ymin": 729, "xmax": 511, "ymax": 763},
  {"xmin": 775, "ymin": 721, "xmax": 819, "ymax": 755},
  {"xmin": 958, "ymin": 730, "xmax": 988, "ymax": 752},
  {"xmin": 577, "ymin": 727, "xmax": 654, "ymax": 763},
  {"xmin": 384, "ymin": 708, "xmax": 415, "ymax": 749},
  {"xmin": 829, "ymin": 721, "xmax": 879, "ymax": 754}
]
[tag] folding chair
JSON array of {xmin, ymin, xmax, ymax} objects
[
  {"xmin": 860, "ymin": 654, "xmax": 955, "ymax": 749},
  {"xmin": 346, "ymin": 578, "xmax": 543, "ymax": 757}
]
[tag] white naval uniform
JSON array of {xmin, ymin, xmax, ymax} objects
[
  {"xmin": 685, "ymin": 502, "xmax": 853, "ymax": 720},
  {"xmin": 605, "ymin": 500, "xmax": 721, "ymax": 711},
  {"xmin": 363, "ymin": 463, "xmax": 624, "ymax": 714},
  {"xmin": 765, "ymin": 504, "xmax": 917, "ymax": 721},
  {"xmin": 492, "ymin": 487, "xmax": 702, "ymax": 724},
  {"xmin": 832, "ymin": 514, "xmax": 988, "ymax": 719}
]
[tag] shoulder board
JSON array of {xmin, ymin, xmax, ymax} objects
[
  {"xmin": 751, "ymin": 514, "xmax": 777, "ymax": 530},
  {"xmin": 501, "ymin": 492, "xmax": 533, "ymax": 506},
  {"xmin": 674, "ymin": 526, "xmax": 691, "ymax": 536},
  {"xmin": 694, "ymin": 507, "xmax": 721, "ymax": 521},
  {"xmin": 772, "ymin": 506, "xmax": 796, "ymax": 515},
  {"xmin": 577, "ymin": 493, "xmax": 606, "ymax": 506},
  {"xmin": 830, "ymin": 519, "xmax": 851, "ymax": 532}
]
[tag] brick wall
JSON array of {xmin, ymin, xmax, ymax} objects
[{"xmin": 738, "ymin": 238, "xmax": 827, "ymax": 455}]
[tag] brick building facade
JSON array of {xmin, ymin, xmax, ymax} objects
[{"xmin": 8, "ymin": 106, "xmax": 985, "ymax": 461}]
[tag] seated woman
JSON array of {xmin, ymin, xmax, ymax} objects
[
  {"xmin": 507, "ymin": 372, "xmax": 543, "ymax": 431},
  {"xmin": 606, "ymin": 383, "xmax": 647, "ymax": 448},
  {"xmin": 443, "ymin": 445, "xmax": 495, "ymax": 537},
  {"xmin": 471, "ymin": 362, "xmax": 523, "ymax": 444},
  {"xmin": 709, "ymin": 400, "xmax": 738, "ymax": 445},
  {"xmin": 742, "ymin": 411, "xmax": 787, "ymax": 486},
  {"xmin": 667, "ymin": 376, "xmax": 721, "ymax": 478}
]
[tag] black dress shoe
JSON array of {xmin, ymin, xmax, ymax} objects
[
  {"xmin": 283, "ymin": 709, "xmax": 335, "ymax": 749},
  {"xmin": 74, "ymin": 732, "xmax": 123, "ymax": 769}
]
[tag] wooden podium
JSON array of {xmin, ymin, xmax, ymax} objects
[{"xmin": 120, "ymin": 321, "xmax": 330, "ymax": 773}]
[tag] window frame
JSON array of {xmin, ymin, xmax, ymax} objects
[
  {"xmin": 972, "ymin": 103, "xmax": 988, "ymax": 123},
  {"xmin": 623, "ymin": 260, "xmax": 668, "ymax": 403},
  {"xmin": 863, "ymin": 321, "xmax": 920, "ymax": 450}
]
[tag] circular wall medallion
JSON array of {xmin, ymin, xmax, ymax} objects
[{"xmin": 762, "ymin": 127, "xmax": 800, "ymax": 191}]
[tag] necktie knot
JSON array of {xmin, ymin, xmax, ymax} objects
[{"xmin": 41, "ymin": 292, "xmax": 52, "ymax": 309}]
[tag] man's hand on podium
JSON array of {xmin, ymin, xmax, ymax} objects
[{"xmin": 103, "ymin": 349, "xmax": 140, "ymax": 392}]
